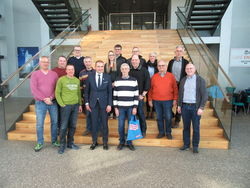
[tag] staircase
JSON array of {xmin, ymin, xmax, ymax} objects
[
  {"xmin": 7, "ymin": 30, "xmax": 229, "ymax": 149},
  {"xmin": 187, "ymin": 0, "xmax": 231, "ymax": 34},
  {"xmin": 32, "ymin": 0, "xmax": 82, "ymax": 35}
]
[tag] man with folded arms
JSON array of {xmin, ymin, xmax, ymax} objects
[
  {"xmin": 148, "ymin": 60, "xmax": 178, "ymax": 140},
  {"xmin": 178, "ymin": 63, "xmax": 208, "ymax": 154},
  {"xmin": 113, "ymin": 63, "xmax": 139, "ymax": 151},
  {"xmin": 30, "ymin": 56, "xmax": 59, "ymax": 152},
  {"xmin": 55, "ymin": 64, "xmax": 82, "ymax": 154}
]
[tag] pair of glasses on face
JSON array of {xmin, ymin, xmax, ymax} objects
[
  {"xmin": 115, "ymin": 48, "xmax": 121, "ymax": 51},
  {"xmin": 158, "ymin": 65, "xmax": 166, "ymax": 67},
  {"xmin": 108, "ymin": 54, "xmax": 115, "ymax": 56}
]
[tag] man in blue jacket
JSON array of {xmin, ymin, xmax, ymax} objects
[{"xmin": 85, "ymin": 60, "xmax": 112, "ymax": 150}]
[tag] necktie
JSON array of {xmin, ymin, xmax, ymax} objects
[{"xmin": 98, "ymin": 74, "xmax": 101, "ymax": 87}]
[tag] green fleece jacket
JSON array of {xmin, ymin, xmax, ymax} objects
[{"xmin": 55, "ymin": 76, "xmax": 82, "ymax": 107}]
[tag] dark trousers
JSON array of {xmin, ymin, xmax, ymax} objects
[
  {"xmin": 91, "ymin": 101, "xmax": 108, "ymax": 144},
  {"xmin": 118, "ymin": 107, "xmax": 132, "ymax": 145},
  {"xmin": 181, "ymin": 104, "xmax": 201, "ymax": 148},
  {"xmin": 174, "ymin": 82, "xmax": 181, "ymax": 122},
  {"xmin": 153, "ymin": 100, "xmax": 173, "ymax": 135},
  {"xmin": 137, "ymin": 100, "xmax": 147, "ymax": 133},
  {"xmin": 60, "ymin": 104, "xmax": 79, "ymax": 148}
]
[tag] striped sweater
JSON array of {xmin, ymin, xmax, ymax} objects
[{"xmin": 113, "ymin": 77, "xmax": 139, "ymax": 108}]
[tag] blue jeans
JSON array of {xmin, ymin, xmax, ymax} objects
[
  {"xmin": 35, "ymin": 100, "xmax": 58, "ymax": 144},
  {"xmin": 118, "ymin": 107, "xmax": 133, "ymax": 145},
  {"xmin": 153, "ymin": 100, "xmax": 173, "ymax": 135},
  {"xmin": 60, "ymin": 104, "xmax": 79, "ymax": 148},
  {"xmin": 181, "ymin": 104, "xmax": 201, "ymax": 148},
  {"xmin": 137, "ymin": 100, "xmax": 147, "ymax": 133}
]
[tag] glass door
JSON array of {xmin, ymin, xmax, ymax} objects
[
  {"xmin": 109, "ymin": 12, "xmax": 155, "ymax": 30},
  {"xmin": 110, "ymin": 13, "xmax": 131, "ymax": 30}
]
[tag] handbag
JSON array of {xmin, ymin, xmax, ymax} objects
[{"xmin": 127, "ymin": 115, "xmax": 143, "ymax": 141}]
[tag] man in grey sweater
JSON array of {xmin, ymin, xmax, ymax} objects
[{"xmin": 177, "ymin": 63, "xmax": 208, "ymax": 154}]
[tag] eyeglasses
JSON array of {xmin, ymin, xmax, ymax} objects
[
  {"xmin": 158, "ymin": 65, "xmax": 166, "ymax": 67},
  {"xmin": 115, "ymin": 48, "xmax": 121, "ymax": 51},
  {"xmin": 108, "ymin": 54, "xmax": 115, "ymax": 56}
]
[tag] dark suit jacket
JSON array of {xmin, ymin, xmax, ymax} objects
[
  {"xmin": 178, "ymin": 74, "xmax": 208, "ymax": 110},
  {"xmin": 85, "ymin": 72, "xmax": 112, "ymax": 108},
  {"xmin": 167, "ymin": 57, "xmax": 189, "ymax": 82}
]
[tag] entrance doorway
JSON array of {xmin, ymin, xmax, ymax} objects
[{"xmin": 109, "ymin": 12, "xmax": 156, "ymax": 30}]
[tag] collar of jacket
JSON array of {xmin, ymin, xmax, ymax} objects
[
  {"xmin": 131, "ymin": 63, "xmax": 142, "ymax": 70},
  {"xmin": 146, "ymin": 59, "xmax": 157, "ymax": 67},
  {"xmin": 174, "ymin": 56, "xmax": 183, "ymax": 62}
]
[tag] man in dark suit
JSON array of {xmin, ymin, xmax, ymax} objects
[
  {"xmin": 168, "ymin": 45, "xmax": 189, "ymax": 128},
  {"xmin": 85, "ymin": 60, "xmax": 112, "ymax": 150}
]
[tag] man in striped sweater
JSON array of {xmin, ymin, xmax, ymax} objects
[{"xmin": 113, "ymin": 63, "xmax": 139, "ymax": 151}]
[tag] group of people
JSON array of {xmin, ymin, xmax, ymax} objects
[{"xmin": 30, "ymin": 44, "xmax": 208, "ymax": 154}]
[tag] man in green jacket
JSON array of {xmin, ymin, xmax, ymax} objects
[{"xmin": 55, "ymin": 64, "xmax": 82, "ymax": 154}]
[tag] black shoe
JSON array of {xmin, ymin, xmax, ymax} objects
[
  {"xmin": 103, "ymin": 144, "xmax": 109, "ymax": 150},
  {"xmin": 82, "ymin": 130, "xmax": 90, "ymax": 136},
  {"xmin": 117, "ymin": 143, "xmax": 124, "ymax": 150},
  {"xmin": 90, "ymin": 143, "xmax": 98, "ymax": 150},
  {"xmin": 157, "ymin": 133, "xmax": 165, "ymax": 138},
  {"xmin": 179, "ymin": 145, "xmax": 190, "ymax": 151},
  {"xmin": 142, "ymin": 132, "xmax": 146, "ymax": 137},
  {"xmin": 58, "ymin": 147, "xmax": 65, "ymax": 154},
  {"xmin": 127, "ymin": 144, "xmax": 135, "ymax": 151},
  {"xmin": 67, "ymin": 143, "xmax": 80, "ymax": 150},
  {"xmin": 166, "ymin": 134, "xmax": 173, "ymax": 140},
  {"xmin": 193, "ymin": 147, "xmax": 199, "ymax": 154}
]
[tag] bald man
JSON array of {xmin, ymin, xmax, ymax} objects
[{"xmin": 177, "ymin": 63, "xmax": 208, "ymax": 154}]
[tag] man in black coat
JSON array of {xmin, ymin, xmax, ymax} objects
[
  {"xmin": 114, "ymin": 44, "xmax": 128, "ymax": 76},
  {"xmin": 129, "ymin": 55, "xmax": 150, "ymax": 136},
  {"xmin": 67, "ymin": 46, "xmax": 85, "ymax": 78},
  {"xmin": 168, "ymin": 45, "xmax": 189, "ymax": 127},
  {"xmin": 127, "ymin": 47, "xmax": 146, "ymax": 67}
]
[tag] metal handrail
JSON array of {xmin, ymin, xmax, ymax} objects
[
  {"xmin": 176, "ymin": 10, "xmax": 231, "ymax": 103},
  {"xmin": 0, "ymin": 8, "xmax": 90, "ymax": 87},
  {"xmin": 177, "ymin": 6, "xmax": 234, "ymax": 86},
  {"xmin": 3, "ymin": 15, "xmax": 90, "ymax": 99}
]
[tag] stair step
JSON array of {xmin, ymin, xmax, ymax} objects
[
  {"xmin": 40, "ymin": 5, "xmax": 67, "ymax": 9},
  {"xmin": 14, "ymin": 126, "xmax": 224, "ymax": 137},
  {"xmin": 7, "ymin": 130, "xmax": 229, "ymax": 149}
]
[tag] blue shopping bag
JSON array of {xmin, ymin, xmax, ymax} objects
[{"xmin": 127, "ymin": 115, "xmax": 143, "ymax": 141}]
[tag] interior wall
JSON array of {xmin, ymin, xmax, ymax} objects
[
  {"xmin": 78, "ymin": 0, "xmax": 99, "ymax": 31},
  {"xmin": 0, "ymin": 0, "xmax": 50, "ymax": 81},
  {"xmin": 220, "ymin": 0, "xmax": 250, "ymax": 90}
]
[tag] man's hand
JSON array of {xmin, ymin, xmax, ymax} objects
[
  {"xmin": 132, "ymin": 108, "xmax": 137, "ymax": 115},
  {"xmin": 197, "ymin": 108, "xmax": 203, "ymax": 116},
  {"xmin": 148, "ymin": 100, "xmax": 153, "ymax": 107},
  {"xmin": 43, "ymin": 98, "xmax": 52, "ymax": 105},
  {"xmin": 86, "ymin": 105, "xmax": 91, "ymax": 112},
  {"xmin": 106, "ymin": 105, "xmax": 111, "ymax": 113},
  {"xmin": 78, "ymin": 106, "xmax": 82, "ymax": 113},
  {"xmin": 177, "ymin": 106, "xmax": 181, "ymax": 114},
  {"xmin": 173, "ymin": 100, "xmax": 177, "ymax": 106},
  {"xmin": 138, "ymin": 95, "xmax": 144, "ymax": 100},
  {"xmin": 115, "ymin": 108, "xmax": 119, "ymax": 117}
]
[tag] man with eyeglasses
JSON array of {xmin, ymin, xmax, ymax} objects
[
  {"xmin": 178, "ymin": 63, "xmax": 208, "ymax": 154},
  {"xmin": 127, "ymin": 47, "xmax": 146, "ymax": 67},
  {"xmin": 114, "ymin": 44, "xmax": 128, "ymax": 76},
  {"xmin": 148, "ymin": 60, "xmax": 178, "ymax": 140},
  {"xmin": 167, "ymin": 45, "xmax": 189, "ymax": 128},
  {"xmin": 68, "ymin": 46, "xmax": 85, "ymax": 78}
]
